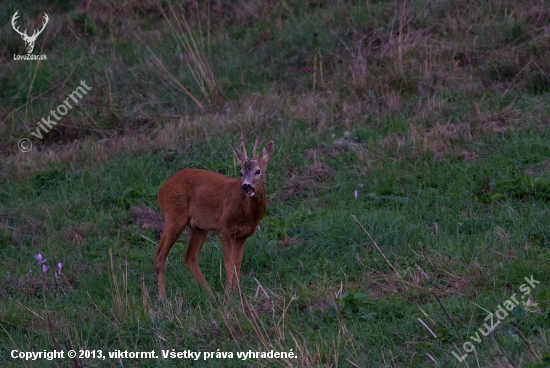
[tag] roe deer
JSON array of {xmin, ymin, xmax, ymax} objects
[{"xmin": 156, "ymin": 135, "xmax": 275, "ymax": 299}]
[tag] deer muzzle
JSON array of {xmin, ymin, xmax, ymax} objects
[
  {"xmin": 242, "ymin": 183, "xmax": 255, "ymax": 197},
  {"xmin": 25, "ymin": 41, "xmax": 35, "ymax": 53}
]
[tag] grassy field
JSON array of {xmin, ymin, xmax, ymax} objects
[{"xmin": 1, "ymin": 0, "xmax": 550, "ymax": 367}]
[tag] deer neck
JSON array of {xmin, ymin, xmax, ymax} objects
[{"xmin": 242, "ymin": 183, "xmax": 266, "ymax": 217}]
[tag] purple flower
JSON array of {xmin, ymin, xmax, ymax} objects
[
  {"xmin": 57, "ymin": 262, "xmax": 63, "ymax": 274},
  {"xmin": 35, "ymin": 253, "xmax": 47, "ymax": 264},
  {"xmin": 354, "ymin": 190, "xmax": 358, "ymax": 199},
  {"xmin": 42, "ymin": 264, "xmax": 49, "ymax": 273}
]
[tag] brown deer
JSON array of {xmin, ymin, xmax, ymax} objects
[{"xmin": 156, "ymin": 135, "xmax": 275, "ymax": 299}]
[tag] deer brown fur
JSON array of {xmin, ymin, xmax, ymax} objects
[{"xmin": 156, "ymin": 135, "xmax": 275, "ymax": 299}]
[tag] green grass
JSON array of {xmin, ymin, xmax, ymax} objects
[{"xmin": 1, "ymin": 0, "xmax": 550, "ymax": 367}]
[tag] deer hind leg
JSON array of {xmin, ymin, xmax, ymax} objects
[
  {"xmin": 184, "ymin": 228, "xmax": 213, "ymax": 296},
  {"xmin": 156, "ymin": 220, "xmax": 186, "ymax": 299}
]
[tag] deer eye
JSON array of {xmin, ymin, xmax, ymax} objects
[{"xmin": 256, "ymin": 170, "xmax": 261, "ymax": 175}]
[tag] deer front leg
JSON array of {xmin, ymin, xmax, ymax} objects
[
  {"xmin": 222, "ymin": 234, "xmax": 235, "ymax": 292},
  {"xmin": 222, "ymin": 234, "xmax": 246, "ymax": 292},
  {"xmin": 232, "ymin": 238, "xmax": 246, "ymax": 287}
]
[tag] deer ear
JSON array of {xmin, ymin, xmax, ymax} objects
[
  {"xmin": 231, "ymin": 145, "xmax": 247, "ymax": 166},
  {"xmin": 260, "ymin": 141, "xmax": 275, "ymax": 164}
]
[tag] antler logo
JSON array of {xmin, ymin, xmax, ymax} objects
[{"xmin": 11, "ymin": 11, "xmax": 49, "ymax": 54}]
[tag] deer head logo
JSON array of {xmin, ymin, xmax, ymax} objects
[{"xmin": 11, "ymin": 11, "xmax": 49, "ymax": 54}]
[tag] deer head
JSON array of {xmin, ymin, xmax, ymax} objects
[
  {"xmin": 12, "ymin": 11, "xmax": 49, "ymax": 54},
  {"xmin": 232, "ymin": 134, "xmax": 275, "ymax": 197}
]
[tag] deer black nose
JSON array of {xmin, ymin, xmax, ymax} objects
[{"xmin": 242, "ymin": 183, "xmax": 250, "ymax": 191}]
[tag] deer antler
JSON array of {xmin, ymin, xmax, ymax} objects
[
  {"xmin": 29, "ymin": 13, "xmax": 49, "ymax": 40},
  {"xmin": 11, "ymin": 11, "xmax": 48, "ymax": 41},
  {"xmin": 240, "ymin": 133, "xmax": 248, "ymax": 159},
  {"xmin": 251, "ymin": 133, "xmax": 260, "ymax": 159},
  {"xmin": 11, "ymin": 11, "xmax": 27, "ymax": 38}
]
